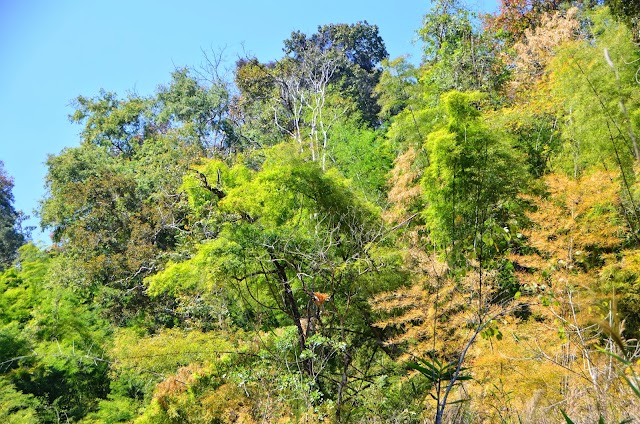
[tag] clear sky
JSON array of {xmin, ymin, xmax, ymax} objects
[{"xmin": 0, "ymin": 0, "xmax": 497, "ymax": 243}]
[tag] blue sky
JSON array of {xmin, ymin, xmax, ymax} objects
[{"xmin": 0, "ymin": 0, "xmax": 496, "ymax": 243}]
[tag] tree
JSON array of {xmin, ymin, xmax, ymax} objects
[
  {"xmin": 146, "ymin": 147, "xmax": 405, "ymax": 420},
  {"xmin": 235, "ymin": 21, "xmax": 389, "ymax": 148},
  {"xmin": 374, "ymin": 56, "xmax": 419, "ymax": 121},
  {"xmin": 370, "ymin": 90, "xmax": 529, "ymax": 422},
  {"xmin": 419, "ymin": 0, "xmax": 507, "ymax": 99},
  {"xmin": 157, "ymin": 67, "xmax": 238, "ymax": 151},
  {"xmin": 0, "ymin": 244, "xmax": 111, "ymax": 422},
  {"xmin": 70, "ymin": 90, "xmax": 150, "ymax": 157},
  {"xmin": 422, "ymin": 91, "xmax": 527, "ymax": 259},
  {"xmin": 606, "ymin": 0, "xmax": 640, "ymax": 40},
  {"xmin": 547, "ymin": 7, "xmax": 640, "ymax": 180},
  {"xmin": 484, "ymin": 0, "xmax": 570, "ymax": 43},
  {"xmin": 273, "ymin": 46, "xmax": 346, "ymax": 169},
  {"xmin": 284, "ymin": 21, "xmax": 387, "ymax": 72},
  {"xmin": 0, "ymin": 161, "xmax": 27, "ymax": 271},
  {"xmin": 284, "ymin": 21, "xmax": 388, "ymax": 126},
  {"xmin": 72, "ymin": 66, "xmax": 237, "ymax": 156},
  {"xmin": 510, "ymin": 7, "xmax": 582, "ymax": 94},
  {"xmin": 507, "ymin": 171, "xmax": 640, "ymax": 421},
  {"xmin": 43, "ymin": 105, "xmax": 202, "ymax": 327}
]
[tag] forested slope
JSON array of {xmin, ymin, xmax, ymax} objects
[{"xmin": 2, "ymin": 1, "xmax": 640, "ymax": 422}]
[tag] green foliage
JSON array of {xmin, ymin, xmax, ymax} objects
[
  {"xmin": 71, "ymin": 90, "xmax": 150, "ymax": 157},
  {"xmin": 143, "ymin": 145, "xmax": 407, "ymax": 420},
  {"xmin": 480, "ymin": 320, "xmax": 504, "ymax": 341},
  {"xmin": 328, "ymin": 121, "xmax": 393, "ymax": 202},
  {"xmin": 235, "ymin": 21, "xmax": 388, "ymax": 146},
  {"xmin": 549, "ymin": 7, "xmax": 640, "ymax": 176},
  {"xmin": 110, "ymin": 327, "xmax": 240, "ymax": 383},
  {"xmin": 0, "ymin": 245, "xmax": 111, "ymax": 422},
  {"xmin": 157, "ymin": 68, "xmax": 237, "ymax": 150},
  {"xmin": 490, "ymin": 107, "xmax": 561, "ymax": 177},
  {"xmin": 422, "ymin": 91, "xmax": 527, "ymax": 257},
  {"xmin": 606, "ymin": 0, "xmax": 640, "ymax": 38},
  {"xmin": 374, "ymin": 56, "xmax": 419, "ymax": 120},
  {"xmin": 0, "ymin": 378, "xmax": 39, "ymax": 424},
  {"xmin": 41, "ymin": 123, "xmax": 202, "ymax": 326},
  {"xmin": 408, "ymin": 355, "xmax": 472, "ymax": 388},
  {"xmin": 150, "ymin": 145, "xmax": 385, "ymax": 311},
  {"xmin": 284, "ymin": 21, "xmax": 388, "ymax": 126},
  {"xmin": 80, "ymin": 397, "xmax": 140, "ymax": 424},
  {"xmin": 600, "ymin": 250, "xmax": 640, "ymax": 338},
  {"xmin": 420, "ymin": 0, "xmax": 507, "ymax": 100},
  {"xmin": 284, "ymin": 22, "xmax": 387, "ymax": 72},
  {"xmin": 0, "ymin": 161, "xmax": 27, "ymax": 271},
  {"xmin": 15, "ymin": 3, "xmax": 640, "ymax": 422}
]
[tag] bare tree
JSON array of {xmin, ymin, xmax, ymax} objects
[{"xmin": 273, "ymin": 46, "xmax": 348, "ymax": 170}]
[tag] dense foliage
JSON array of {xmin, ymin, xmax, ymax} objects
[
  {"xmin": 3, "ymin": 1, "xmax": 640, "ymax": 422},
  {"xmin": 0, "ymin": 161, "xmax": 28, "ymax": 271}
]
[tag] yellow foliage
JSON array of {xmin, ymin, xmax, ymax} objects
[
  {"xmin": 110, "ymin": 327, "xmax": 248, "ymax": 380},
  {"xmin": 200, "ymin": 384, "xmax": 256, "ymax": 424},
  {"xmin": 375, "ymin": 166, "xmax": 640, "ymax": 421},
  {"xmin": 513, "ymin": 170, "xmax": 623, "ymax": 295},
  {"xmin": 372, "ymin": 246, "xmax": 502, "ymax": 362},
  {"xmin": 511, "ymin": 7, "xmax": 582, "ymax": 97},
  {"xmin": 469, "ymin": 169, "xmax": 640, "ymax": 422},
  {"xmin": 383, "ymin": 146, "xmax": 423, "ymax": 225},
  {"xmin": 154, "ymin": 364, "xmax": 204, "ymax": 410}
]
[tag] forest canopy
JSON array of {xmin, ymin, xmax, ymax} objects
[{"xmin": 2, "ymin": 2, "xmax": 640, "ymax": 423}]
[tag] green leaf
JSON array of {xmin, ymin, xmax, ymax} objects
[
  {"xmin": 595, "ymin": 346, "xmax": 631, "ymax": 366},
  {"xmin": 560, "ymin": 410, "xmax": 576, "ymax": 424}
]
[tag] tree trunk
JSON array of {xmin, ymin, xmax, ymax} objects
[{"xmin": 269, "ymin": 251, "xmax": 312, "ymax": 374}]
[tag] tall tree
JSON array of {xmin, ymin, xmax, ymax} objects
[
  {"xmin": 372, "ymin": 91, "xmax": 529, "ymax": 422},
  {"xmin": 284, "ymin": 21, "xmax": 388, "ymax": 126},
  {"xmin": 0, "ymin": 245, "xmax": 111, "ymax": 422},
  {"xmin": 419, "ymin": 0, "xmax": 507, "ymax": 101},
  {"xmin": 422, "ymin": 91, "xmax": 527, "ymax": 258},
  {"xmin": 146, "ymin": 147, "xmax": 404, "ymax": 419},
  {"xmin": 157, "ymin": 68, "xmax": 238, "ymax": 151},
  {"xmin": 235, "ymin": 21, "xmax": 389, "ymax": 143},
  {"xmin": 43, "ymin": 85, "xmax": 207, "ymax": 327},
  {"xmin": 484, "ymin": 0, "xmax": 571, "ymax": 43},
  {"xmin": 0, "ymin": 162, "xmax": 26, "ymax": 271}
]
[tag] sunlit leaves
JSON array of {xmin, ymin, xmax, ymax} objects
[
  {"xmin": 71, "ymin": 90, "xmax": 149, "ymax": 157},
  {"xmin": 423, "ymin": 91, "xmax": 527, "ymax": 255},
  {"xmin": 157, "ymin": 68, "xmax": 236, "ymax": 150},
  {"xmin": 548, "ymin": 8, "xmax": 640, "ymax": 175}
]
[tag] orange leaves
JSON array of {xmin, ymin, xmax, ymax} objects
[
  {"xmin": 512, "ymin": 170, "xmax": 624, "ymax": 298},
  {"xmin": 528, "ymin": 171, "xmax": 622, "ymax": 258},
  {"xmin": 154, "ymin": 364, "xmax": 204, "ymax": 410},
  {"xmin": 371, "ymin": 247, "xmax": 500, "ymax": 360},
  {"xmin": 312, "ymin": 291, "xmax": 331, "ymax": 306},
  {"xmin": 510, "ymin": 7, "xmax": 582, "ymax": 95},
  {"xmin": 383, "ymin": 146, "xmax": 423, "ymax": 225},
  {"xmin": 545, "ymin": 171, "xmax": 622, "ymax": 249},
  {"xmin": 484, "ymin": 0, "xmax": 572, "ymax": 43}
]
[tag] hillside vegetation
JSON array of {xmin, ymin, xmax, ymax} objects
[{"xmin": 2, "ymin": 1, "xmax": 640, "ymax": 422}]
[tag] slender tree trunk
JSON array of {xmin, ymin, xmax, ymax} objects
[
  {"xmin": 268, "ymin": 251, "xmax": 312, "ymax": 374},
  {"xmin": 335, "ymin": 351, "xmax": 352, "ymax": 423}
]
